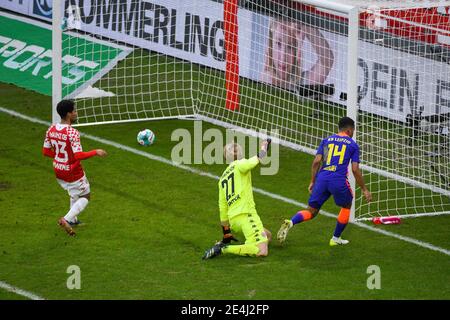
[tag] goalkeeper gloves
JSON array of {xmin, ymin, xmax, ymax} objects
[
  {"xmin": 258, "ymin": 138, "xmax": 272, "ymax": 159},
  {"xmin": 222, "ymin": 225, "xmax": 238, "ymax": 244}
]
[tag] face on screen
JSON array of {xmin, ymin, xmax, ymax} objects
[{"xmin": 272, "ymin": 21, "xmax": 299, "ymax": 81}]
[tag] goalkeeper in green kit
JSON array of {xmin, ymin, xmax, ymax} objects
[{"xmin": 202, "ymin": 139, "xmax": 272, "ymax": 260}]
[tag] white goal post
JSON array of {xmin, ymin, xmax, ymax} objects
[
  {"xmin": 52, "ymin": 0, "xmax": 450, "ymax": 222},
  {"xmin": 52, "ymin": 0, "xmax": 63, "ymax": 125}
]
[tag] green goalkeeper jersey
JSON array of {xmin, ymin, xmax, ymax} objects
[{"xmin": 218, "ymin": 156, "xmax": 260, "ymax": 222}]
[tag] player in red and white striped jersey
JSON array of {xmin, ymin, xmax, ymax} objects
[{"xmin": 43, "ymin": 100, "xmax": 107, "ymax": 236}]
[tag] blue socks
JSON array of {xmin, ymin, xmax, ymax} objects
[{"xmin": 333, "ymin": 222, "xmax": 347, "ymax": 238}]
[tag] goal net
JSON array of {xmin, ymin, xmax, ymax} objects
[{"xmin": 55, "ymin": 0, "xmax": 450, "ymax": 221}]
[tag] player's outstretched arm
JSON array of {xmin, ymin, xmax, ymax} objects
[
  {"xmin": 257, "ymin": 138, "xmax": 272, "ymax": 160},
  {"xmin": 352, "ymin": 162, "xmax": 372, "ymax": 202},
  {"xmin": 95, "ymin": 149, "xmax": 107, "ymax": 157},
  {"xmin": 74, "ymin": 149, "xmax": 107, "ymax": 160},
  {"xmin": 236, "ymin": 139, "xmax": 271, "ymax": 173}
]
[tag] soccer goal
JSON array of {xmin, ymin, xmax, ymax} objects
[{"xmin": 52, "ymin": 0, "xmax": 450, "ymax": 222}]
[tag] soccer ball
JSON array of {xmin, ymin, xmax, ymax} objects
[{"xmin": 137, "ymin": 129, "xmax": 156, "ymax": 146}]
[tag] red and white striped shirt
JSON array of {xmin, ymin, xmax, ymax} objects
[{"xmin": 43, "ymin": 124, "xmax": 85, "ymax": 182}]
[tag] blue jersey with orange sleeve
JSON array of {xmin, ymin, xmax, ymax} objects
[{"xmin": 315, "ymin": 133, "xmax": 360, "ymax": 180}]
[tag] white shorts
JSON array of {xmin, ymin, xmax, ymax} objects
[{"xmin": 57, "ymin": 175, "xmax": 90, "ymax": 198}]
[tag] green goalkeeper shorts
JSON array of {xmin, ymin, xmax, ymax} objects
[{"xmin": 230, "ymin": 212, "xmax": 268, "ymax": 245}]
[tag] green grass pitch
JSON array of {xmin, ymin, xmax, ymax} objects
[{"xmin": 0, "ymin": 80, "xmax": 449, "ymax": 300}]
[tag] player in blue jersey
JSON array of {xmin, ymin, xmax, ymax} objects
[{"xmin": 277, "ymin": 117, "xmax": 372, "ymax": 246}]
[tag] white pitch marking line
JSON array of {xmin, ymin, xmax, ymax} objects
[
  {"xmin": 0, "ymin": 281, "xmax": 45, "ymax": 300},
  {"xmin": 1, "ymin": 106, "xmax": 449, "ymax": 259}
]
